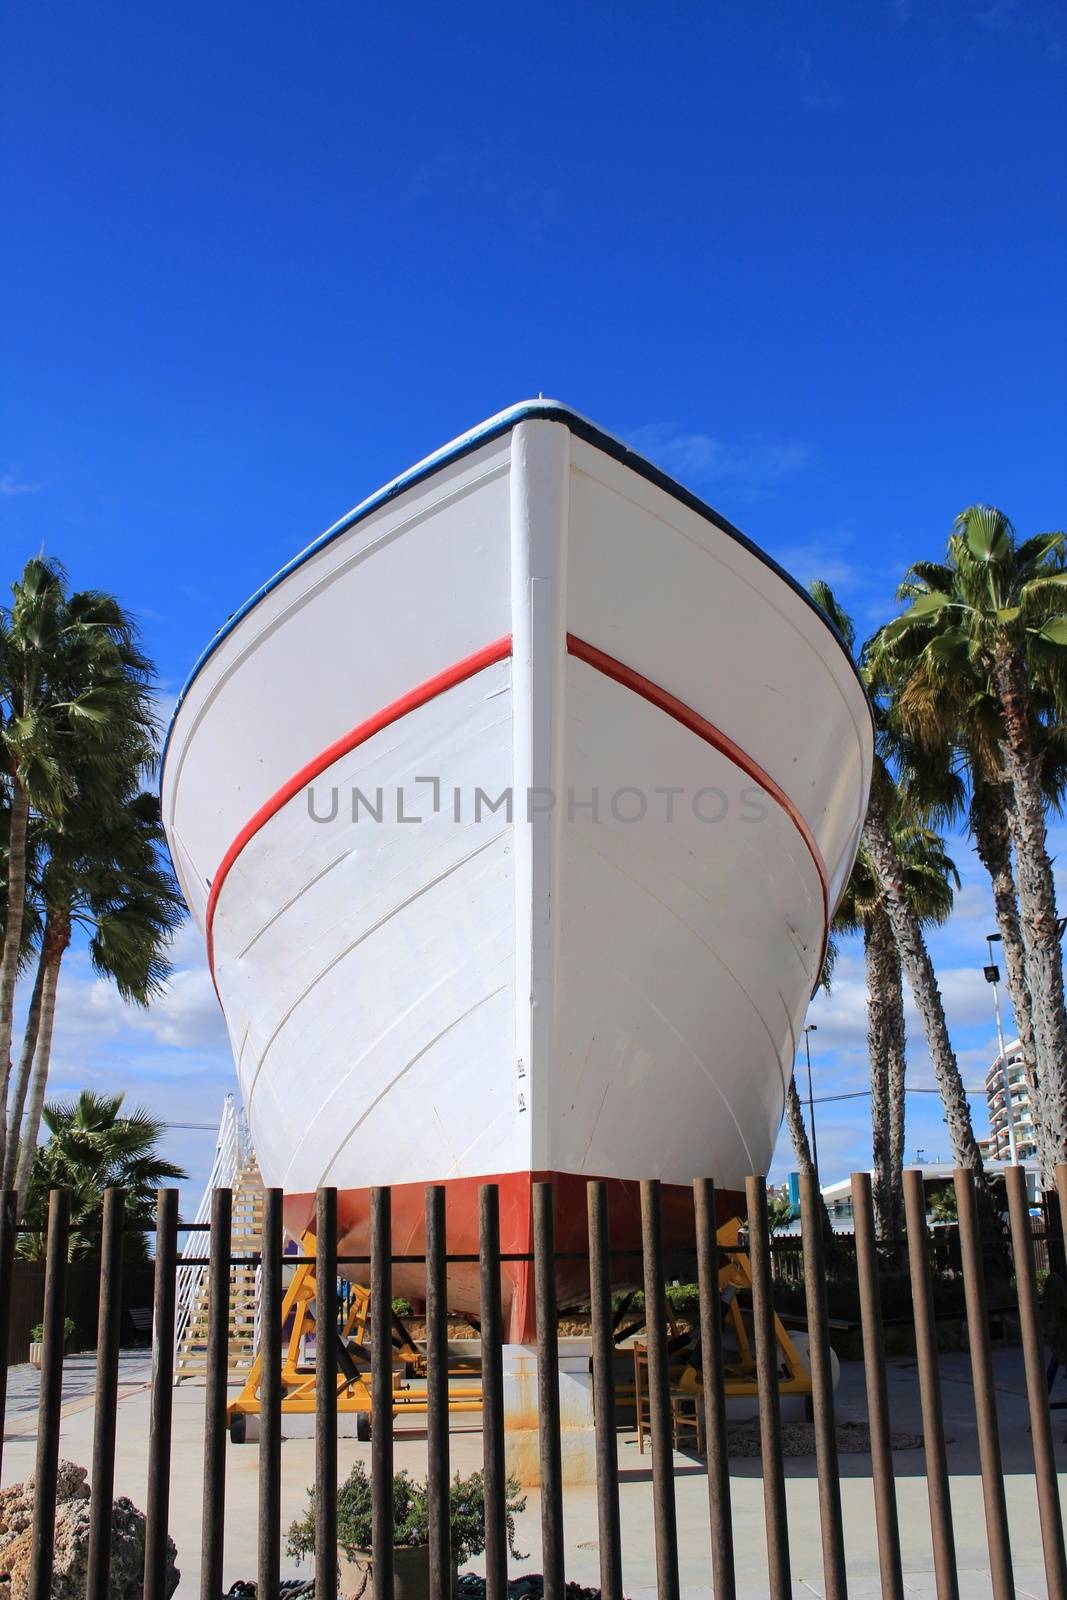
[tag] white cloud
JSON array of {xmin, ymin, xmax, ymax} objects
[
  {"xmin": 627, "ymin": 424, "xmax": 813, "ymax": 500},
  {"xmin": 773, "ymin": 544, "xmax": 866, "ymax": 593},
  {"xmin": 49, "ymin": 933, "xmax": 227, "ymax": 1058},
  {"xmin": 0, "ymin": 469, "xmax": 40, "ymax": 498}
]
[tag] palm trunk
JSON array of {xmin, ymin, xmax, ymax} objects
[
  {"xmin": 862, "ymin": 791, "xmax": 986, "ymax": 1173},
  {"xmin": 0, "ymin": 779, "xmax": 31, "ymax": 1176},
  {"xmin": 2, "ymin": 947, "xmax": 46, "ymax": 1190},
  {"xmin": 784, "ymin": 1076, "xmax": 835, "ymax": 1244},
  {"xmin": 14, "ymin": 912, "xmax": 69, "ymax": 1220},
  {"xmin": 865, "ymin": 907, "xmax": 902, "ymax": 1239},
  {"xmin": 884, "ymin": 930, "xmax": 908, "ymax": 1232},
  {"xmin": 971, "ymin": 775, "xmax": 1048, "ymax": 1178},
  {"xmin": 993, "ymin": 639, "xmax": 1067, "ymax": 1168}
]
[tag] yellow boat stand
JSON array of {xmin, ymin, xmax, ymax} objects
[
  {"xmin": 226, "ymin": 1233, "xmax": 482, "ymax": 1443},
  {"xmin": 227, "ymin": 1217, "xmax": 810, "ymax": 1442},
  {"xmin": 612, "ymin": 1217, "xmax": 813, "ymax": 1407},
  {"xmin": 692, "ymin": 1216, "xmax": 813, "ymax": 1398}
]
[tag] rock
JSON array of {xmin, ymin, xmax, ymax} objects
[
  {"xmin": 456, "ymin": 1582, "xmax": 626, "ymax": 1600},
  {"xmin": 0, "ymin": 1460, "xmax": 178, "ymax": 1600},
  {"xmin": 0, "ymin": 1462, "xmax": 90, "ymax": 1548}
]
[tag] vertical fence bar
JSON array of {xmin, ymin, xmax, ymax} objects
[
  {"xmin": 1057, "ymin": 1165, "xmax": 1067, "ymax": 1256},
  {"xmin": 27, "ymin": 1188, "xmax": 70, "ymax": 1600},
  {"xmin": 371, "ymin": 1186, "xmax": 394, "ymax": 1600},
  {"xmin": 955, "ymin": 1168, "xmax": 1015, "ymax": 1600},
  {"xmin": 746, "ymin": 1175, "xmax": 791, "ymax": 1598},
  {"xmin": 693, "ymin": 1180, "xmax": 734, "ymax": 1600},
  {"xmin": 534, "ymin": 1182, "xmax": 565, "ymax": 1598},
  {"xmin": 87, "ymin": 1188, "xmax": 126, "ymax": 1600},
  {"xmin": 799, "ymin": 1173, "xmax": 847, "ymax": 1600},
  {"xmin": 1047, "ymin": 1179, "xmax": 1067, "ymax": 1281},
  {"xmin": 903, "ymin": 1169, "xmax": 959, "ymax": 1600},
  {"xmin": 315, "ymin": 1188, "xmax": 338, "ymax": 1600},
  {"xmin": 0, "ymin": 1189, "xmax": 17, "ymax": 1482},
  {"xmin": 852, "ymin": 1172, "xmax": 904, "ymax": 1600},
  {"xmin": 1006, "ymin": 1166, "xmax": 1067, "ymax": 1600},
  {"xmin": 258, "ymin": 1188, "xmax": 283, "ymax": 1600},
  {"xmin": 144, "ymin": 1188, "xmax": 178, "ymax": 1600},
  {"xmin": 640, "ymin": 1179, "xmax": 681, "ymax": 1600},
  {"xmin": 425, "ymin": 1185, "xmax": 450, "ymax": 1600},
  {"xmin": 587, "ymin": 1181, "xmax": 623, "ymax": 1600},
  {"xmin": 200, "ymin": 1186, "xmax": 232, "ymax": 1600},
  {"xmin": 479, "ymin": 1184, "xmax": 507, "ymax": 1600}
]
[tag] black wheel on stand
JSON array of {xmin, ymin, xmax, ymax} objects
[{"xmin": 356, "ymin": 1410, "xmax": 371, "ymax": 1442}]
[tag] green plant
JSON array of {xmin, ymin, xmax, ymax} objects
[
  {"xmin": 391, "ymin": 1296, "xmax": 412, "ymax": 1318},
  {"xmin": 286, "ymin": 1464, "xmax": 526, "ymax": 1563},
  {"xmin": 17, "ymin": 1090, "xmax": 186, "ymax": 1261},
  {"xmin": 929, "ymin": 1185, "xmax": 958, "ymax": 1223},
  {"xmin": 611, "ymin": 1283, "xmax": 699, "ymax": 1317},
  {"xmin": 766, "ymin": 1194, "xmax": 796, "ymax": 1235},
  {"xmin": 29, "ymin": 1316, "xmax": 75, "ymax": 1346}
]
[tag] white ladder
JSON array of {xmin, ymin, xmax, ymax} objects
[{"xmin": 173, "ymin": 1096, "xmax": 265, "ymax": 1383}]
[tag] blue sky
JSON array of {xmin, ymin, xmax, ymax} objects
[{"xmin": 2, "ymin": 2, "xmax": 1065, "ymax": 1207}]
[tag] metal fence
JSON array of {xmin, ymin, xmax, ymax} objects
[{"xmin": 1, "ymin": 1167, "xmax": 1065, "ymax": 1600}]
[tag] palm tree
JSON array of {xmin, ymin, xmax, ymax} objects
[
  {"xmin": 871, "ymin": 509, "xmax": 1067, "ymax": 1166},
  {"xmin": 870, "ymin": 628, "xmax": 1067, "ymax": 1181},
  {"xmin": 835, "ymin": 813, "xmax": 957, "ymax": 1239},
  {"xmin": 0, "ymin": 559, "xmax": 156, "ymax": 1178},
  {"xmin": 10, "ymin": 787, "xmax": 183, "ymax": 1213},
  {"xmin": 17, "ymin": 1090, "xmax": 186, "ymax": 1260},
  {"xmin": 810, "ymin": 582, "xmax": 988, "ymax": 1179}
]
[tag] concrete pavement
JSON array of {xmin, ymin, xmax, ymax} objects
[{"xmin": 3, "ymin": 1348, "xmax": 1065, "ymax": 1597}]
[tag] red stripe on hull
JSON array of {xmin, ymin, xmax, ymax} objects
[
  {"xmin": 204, "ymin": 633, "xmax": 829, "ymax": 983},
  {"xmin": 283, "ymin": 1172, "xmax": 745, "ymax": 1343},
  {"xmin": 204, "ymin": 635, "xmax": 513, "ymax": 978},
  {"xmin": 566, "ymin": 633, "xmax": 830, "ymax": 960}
]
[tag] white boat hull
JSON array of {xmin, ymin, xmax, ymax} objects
[{"xmin": 162, "ymin": 402, "xmax": 872, "ymax": 1333}]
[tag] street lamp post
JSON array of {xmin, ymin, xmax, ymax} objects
[
  {"xmin": 803, "ymin": 1023, "xmax": 819, "ymax": 1177},
  {"xmin": 983, "ymin": 933, "xmax": 1018, "ymax": 1165}
]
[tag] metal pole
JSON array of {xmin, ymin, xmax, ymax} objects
[
  {"xmin": 955, "ymin": 1168, "xmax": 1015, "ymax": 1598},
  {"xmin": 371, "ymin": 1186, "xmax": 394, "ymax": 1600},
  {"xmin": 87, "ymin": 1188, "xmax": 125, "ymax": 1600},
  {"xmin": 144, "ymin": 1188, "xmax": 178, "ymax": 1600},
  {"xmin": 479, "ymin": 1184, "xmax": 507, "ymax": 1600},
  {"xmin": 587, "ymin": 1181, "xmax": 623, "ymax": 1600},
  {"xmin": 533, "ymin": 1182, "xmax": 565, "ymax": 1599},
  {"xmin": 425, "ymin": 1185, "xmax": 450, "ymax": 1600},
  {"xmin": 852, "ymin": 1173, "xmax": 904, "ymax": 1599},
  {"xmin": 1005, "ymin": 1165, "xmax": 1066, "ymax": 1599},
  {"xmin": 0, "ymin": 1189, "xmax": 17, "ymax": 1483},
  {"xmin": 200, "ymin": 1186, "xmax": 232, "ymax": 1600},
  {"xmin": 315, "ymin": 1188, "xmax": 338, "ymax": 1600},
  {"xmin": 799, "ymin": 1171, "xmax": 846, "ymax": 1600},
  {"xmin": 258, "ymin": 1188, "xmax": 283, "ymax": 1600},
  {"xmin": 28, "ymin": 1189, "xmax": 70, "ymax": 1600},
  {"xmin": 640, "ymin": 1179, "xmax": 681, "ymax": 1600},
  {"xmin": 903, "ymin": 1170, "xmax": 959, "ymax": 1600},
  {"xmin": 745, "ymin": 1176, "xmax": 791, "ymax": 1596},
  {"xmin": 693, "ymin": 1179, "xmax": 735, "ymax": 1600}
]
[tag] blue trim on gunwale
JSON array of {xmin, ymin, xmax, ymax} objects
[{"xmin": 161, "ymin": 399, "xmax": 873, "ymax": 782}]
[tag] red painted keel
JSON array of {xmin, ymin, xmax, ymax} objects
[{"xmin": 283, "ymin": 1172, "xmax": 745, "ymax": 1342}]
